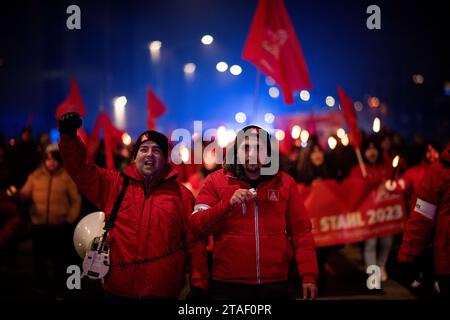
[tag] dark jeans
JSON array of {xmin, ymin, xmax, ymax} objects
[
  {"xmin": 0, "ymin": 240, "xmax": 17, "ymax": 268},
  {"xmin": 31, "ymin": 224, "xmax": 74, "ymax": 293},
  {"xmin": 208, "ymin": 280, "xmax": 295, "ymax": 300}
]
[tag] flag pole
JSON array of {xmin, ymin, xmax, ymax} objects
[
  {"xmin": 355, "ymin": 147, "xmax": 367, "ymax": 178},
  {"xmin": 252, "ymin": 69, "xmax": 261, "ymax": 122}
]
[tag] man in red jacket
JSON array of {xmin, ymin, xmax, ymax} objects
[
  {"xmin": 190, "ymin": 125, "xmax": 318, "ymax": 299},
  {"xmin": 58, "ymin": 112, "xmax": 208, "ymax": 299},
  {"xmin": 398, "ymin": 143, "xmax": 450, "ymax": 299}
]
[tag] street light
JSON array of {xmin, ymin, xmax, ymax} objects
[
  {"xmin": 300, "ymin": 90, "xmax": 310, "ymax": 101},
  {"xmin": 216, "ymin": 61, "xmax": 228, "ymax": 72},
  {"xmin": 269, "ymin": 87, "xmax": 280, "ymax": 98},
  {"xmin": 201, "ymin": 35, "xmax": 214, "ymax": 45},
  {"xmin": 230, "ymin": 65, "xmax": 242, "ymax": 76},
  {"xmin": 264, "ymin": 113, "xmax": 275, "ymax": 124},
  {"xmin": 149, "ymin": 41, "xmax": 161, "ymax": 62},
  {"xmin": 326, "ymin": 96, "xmax": 335, "ymax": 107},
  {"xmin": 113, "ymin": 96, "xmax": 127, "ymax": 130}
]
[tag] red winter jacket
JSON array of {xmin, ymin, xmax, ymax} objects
[
  {"xmin": 398, "ymin": 144, "xmax": 450, "ymax": 276},
  {"xmin": 190, "ymin": 169, "xmax": 318, "ymax": 285},
  {"xmin": 59, "ymin": 135, "xmax": 208, "ymax": 298}
]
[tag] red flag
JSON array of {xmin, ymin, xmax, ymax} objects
[
  {"xmin": 337, "ymin": 86, "xmax": 361, "ymax": 147},
  {"xmin": 87, "ymin": 111, "xmax": 124, "ymax": 170},
  {"xmin": 100, "ymin": 111, "xmax": 124, "ymax": 170},
  {"xmin": 55, "ymin": 79, "xmax": 87, "ymax": 119},
  {"xmin": 86, "ymin": 115, "xmax": 102, "ymax": 161},
  {"xmin": 147, "ymin": 89, "xmax": 167, "ymax": 130},
  {"xmin": 242, "ymin": 0, "xmax": 313, "ymax": 104}
]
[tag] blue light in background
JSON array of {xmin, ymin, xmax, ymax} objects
[{"xmin": 50, "ymin": 128, "xmax": 60, "ymax": 144}]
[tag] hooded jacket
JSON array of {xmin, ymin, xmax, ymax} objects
[{"xmin": 190, "ymin": 167, "xmax": 318, "ymax": 285}]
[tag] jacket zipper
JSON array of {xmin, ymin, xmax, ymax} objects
[
  {"xmin": 254, "ymin": 183, "xmax": 266, "ymax": 285},
  {"xmin": 241, "ymin": 177, "xmax": 279, "ymax": 284},
  {"xmin": 254, "ymin": 197, "xmax": 261, "ymax": 284},
  {"xmin": 46, "ymin": 174, "xmax": 53, "ymax": 225}
]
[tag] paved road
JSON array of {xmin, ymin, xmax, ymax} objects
[{"xmin": 0, "ymin": 236, "xmax": 422, "ymax": 300}]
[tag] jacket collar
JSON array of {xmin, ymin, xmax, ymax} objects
[
  {"xmin": 38, "ymin": 165, "xmax": 63, "ymax": 176},
  {"xmin": 224, "ymin": 168, "xmax": 282, "ymax": 186},
  {"xmin": 123, "ymin": 162, "xmax": 178, "ymax": 194}
]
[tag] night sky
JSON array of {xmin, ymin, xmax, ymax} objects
[{"xmin": 1, "ymin": 0, "xmax": 449, "ymax": 142}]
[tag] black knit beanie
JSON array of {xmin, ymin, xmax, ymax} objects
[{"xmin": 133, "ymin": 130, "xmax": 169, "ymax": 160}]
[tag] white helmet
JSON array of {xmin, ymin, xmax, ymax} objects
[{"xmin": 73, "ymin": 211, "xmax": 106, "ymax": 258}]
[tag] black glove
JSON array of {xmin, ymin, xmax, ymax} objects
[
  {"xmin": 186, "ymin": 286, "xmax": 208, "ymax": 300},
  {"xmin": 58, "ymin": 112, "xmax": 82, "ymax": 135},
  {"xmin": 397, "ymin": 262, "xmax": 420, "ymax": 287}
]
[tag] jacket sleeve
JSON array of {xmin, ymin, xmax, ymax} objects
[
  {"xmin": 286, "ymin": 177, "xmax": 318, "ymax": 285},
  {"xmin": 189, "ymin": 174, "xmax": 233, "ymax": 237},
  {"xmin": 182, "ymin": 187, "xmax": 209, "ymax": 291},
  {"xmin": 65, "ymin": 174, "xmax": 82, "ymax": 224},
  {"xmin": 59, "ymin": 135, "xmax": 119, "ymax": 211},
  {"xmin": 18, "ymin": 173, "xmax": 33, "ymax": 201},
  {"xmin": 398, "ymin": 162, "xmax": 442, "ymax": 263}
]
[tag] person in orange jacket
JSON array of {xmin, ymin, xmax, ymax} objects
[{"xmin": 7, "ymin": 144, "xmax": 81, "ymax": 296}]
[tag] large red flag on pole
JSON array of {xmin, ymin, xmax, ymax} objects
[
  {"xmin": 337, "ymin": 86, "xmax": 361, "ymax": 147},
  {"xmin": 337, "ymin": 86, "xmax": 366, "ymax": 177},
  {"xmin": 87, "ymin": 114, "xmax": 102, "ymax": 161},
  {"xmin": 242, "ymin": 0, "xmax": 313, "ymax": 104},
  {"xmin": 88, "ymin": 111, "xmax": 124, "ymax": 170},
  {"xmin": 55, "ymin": 79, "xmax": 86, "ymax": 119},
  {"xmin": 55, "ymin": 79, "xmax": 88, "ymax": 143},
  {"xmin": 101, "ymin": 112, "xmax": 124, "ymax": 170},
  {"xmin": 147, "ymin": 89, "xmax": 167, "ymax": 130}
]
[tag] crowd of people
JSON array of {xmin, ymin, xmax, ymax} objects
[{"xmin": 0, "ymin": 113, "xmax": 448, "ymax": 300}]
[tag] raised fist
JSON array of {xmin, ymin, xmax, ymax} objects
[{"xmin": 58, "ymin": 112, "xmax": 82, "ymax": 135}]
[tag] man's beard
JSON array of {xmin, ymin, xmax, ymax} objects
[{"xmin": 244, "ymin": 162, "xmax": 260, "ymax": 173}]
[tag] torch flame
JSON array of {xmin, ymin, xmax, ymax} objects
[
  {"xmin": 121, "ymin": 133, "xmax": 132, "ymax": 146},
  {"xmin": 392, "ymin": 155, "xmax": 400, "ymax": 168},
  {"xmin": 373, "ymin": 117, "xmax": 381, "ymax": 133}
]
